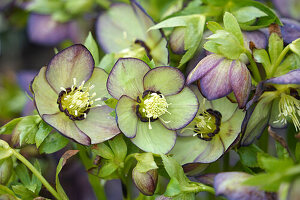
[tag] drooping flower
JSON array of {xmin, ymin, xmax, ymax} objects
[
  {"xmin": 96, "ymin": 0, "xmax": 168, "ymax": 65},
  {"xmin": 241, "ymin": 69, "xmax": 300, "ymax": 145},
  {"xmin": 107, "ymin": 58, "xmax": 199, "ymax": 154},
  {"xmin": 169, "ymin": 85, "xmax": 245, "ymax": 164},
  {"xmin": 186, "ymin": 54, "xmax": 252, "ymax": 108},
  {"xmin": 31, "ymin": 44, "xmax": 120, "ymax": 145}
]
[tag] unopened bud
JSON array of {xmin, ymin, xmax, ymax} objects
[{"xmin": 132, "ymin": 167, "xmax": 158, "ymax": 196}]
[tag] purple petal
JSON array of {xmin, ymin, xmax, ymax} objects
[
  {"xmin": 214, "ymin": 172, "xmax": 271, "ymax": 200},
  {"xmin": 198, "ymin": 58, "xmax": 232, "ymax": 100},
  {"xmin": 266, "ymin": 69, "xmax": 300, "ymax": 84},
  {"xmin": 280, "ymin": 18, "xmax": 300, "ymax": 44},
  {"xmin": 186, "ymin": 54, "xmax": 224, "ymax": 85},
  {"xmin": 243, "ymin": 30, "xmax": 267, "ymax": 49},
  {"xmin": 27, "ymin": 14, "xmax": 69, "ymax": 46},
  {"xmin": 46, "ymin": 44, "xmax": 94, "ymax": 93},
  {"xmin": 272, "ymin": 0, "xmax": 300, "ymax": 20},
  {"xmin": 230, "ymin": 60, "xmax": 252, "ymax": 108},
  {"xmin": 17, "ymin": 70, "xmax": 36, "ymax": 97}
]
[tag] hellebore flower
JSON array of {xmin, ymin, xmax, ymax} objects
[
  {"xmin": 186, "ymin": 54, "xmax": 252, "ymax": 108},
  {"xmin": 280, "ymin": 18, "xmax": 300, "ymax": 44},
  {"xmin": 107, "ymin": 58, "xmax": 199, "ymax": 154},
  {"xmin": 214, "ymin": 172, "xmax": 275, "ymax": 200},
  {"xmin": 170, "ymin": 85, "xmax": 245, "ymax": 164},
  {"xmin": 31, "ymin": 44, "xmax": 120, "ymax": 145},
  {"xmin": 28, "ymin": 14, "xmax": 81, "ymax": 46},
  {"xmin": 272, "ymin": 0, "xmax": 300, "ymax": 21},
  {"xmin": 241, "ymin": 69, "xmax": 300, "ymax": 145},
  {"xmin": 96, "ymin": 0, "xmax": 168, "ymax": 65}
]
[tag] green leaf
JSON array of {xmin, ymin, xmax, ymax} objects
[
  {"xmin": 92, "ymin": 142, "xmax": 114, "ymax": 160},
  {"xmin": 12, "ymin": 185, "xmax": 36, "ymax": 200},
  {"xmin": 233, "ymin": 6, "xmax": 267, "ymax": 23},
  {"xmin": 16, "ymin": 115, "xmax": 42, "ymax": 146},
  {"xmin": 290, "ymin": 38, "xmax": 300, "ymax": 56},
  {"xmin": 0, "ymin": 185, "xmax": 19, "ymax": 199},
  {"xmin": 237, "ymin": 144, "xmax": 263, "ymax": 168},
  {"xmin": 35, "ymin": 120, "xmax": 52, "ymax": 148},
  {"xmin": 295, "ymin": 142, "xmax": 300, "ymax": 162},
  {"xmin": 104, "ymin": 98, "xmax": 118, "ymax": 109},
  {"xmin": 135, "ymin": 153, "xmax": 158, "ymax": 173},
  {"xmin": 108, "ymin": 134, "xmax": 127, "ymax": 161},
  {"xmin": 148, "ymin": 16, "xmax": 189, "ymax": 30},
  {"xmin": 253, "ymin": 49, "xmax": 271, "ymax": 75},
  {"xmin": 140, "ymin": 55, "xmax": 156, "ymax": 69},
  {"xmin": 223, "ymin": 12, "xmax": 244, "ymax": 46},
  {"xmin": 56, "ymin": 150, "xmax": 78, "ymax": 200},
  {"xmin": 268, "ymin": 33, "xmax": 283, "ymax": 65},
  {"xmin": 15, "ymin": 164, "xmax": 32, "ymax": 191},
  {"xmin": 39, "ymin": 132, "xmax": 69, "ymax": 154},
  {"xmin": 98, "ymin": 161, "xmax": 118, "ymax": 177},
  {"xmin": 164, "ymin": 178, "xmax": 182, "ymax": 197},
  {"xmin": 31, "ymin": 160, "xmax": 42, "ymax": 194},
  {"xmin": 206, "ymin": 21, "xmax": 223, "ymax": 33},
  {"xmin": 257, "ymin": 154, "xmax": 294, "ymax": 173},
  {"xmin": 97, "ymin": 53, "xmax": 116, "ymax": 73},
  {"xmin": 243, "ymin": 173, "xmax": 282, "ymax": 192},
  {"xmin": 0, "ymin": 140, "xmax": 13, "ymax": 160},
  {"xmin": 84, "ymin": 32, "xmax": 100, "ymax": 66},
  {"xmin": 0, "ymin": 117, "xmax": 23, "ymax": 135}
]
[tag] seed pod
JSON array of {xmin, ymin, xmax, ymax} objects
[{"xmin": 132, "ymin": 167, "xmax": 158, "ymax": 196}]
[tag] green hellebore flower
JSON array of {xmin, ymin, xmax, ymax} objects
[
  {"xmin": 107, "ymin": 58, "xmax": 199, "ymax": 154},
  {"xmin": 170, "ymin": 85, "xmax": 245, "ymax": 164},
  {"xmin": 31, "ymin": 44, "xmax": 120, "ymax": 145},
  {"xmin": 241, "ymin": 69, "xmax": 300, "ymax": 145}
]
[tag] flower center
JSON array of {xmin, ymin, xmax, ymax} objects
[
  {"xmin": 275, "ymin": 93, "xmax": 300, "ymax": 131},
  {"xmin": 57, "ymin": 78, "xmax": 101, "ymax": 120},
  {"xmin": 136, "ymin": 90, "xmax": 171, "ymax": 129}
]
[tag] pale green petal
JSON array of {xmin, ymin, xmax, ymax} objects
[
  {"xmin": 42, "ymin": 112, "xmax": 91, "ymax": 145},
  {"xmin": 116, "ymin": 95, "xmax": 138, "ymax": 138},
  {"xmin": 46, "ymin": 44, "xmax": 94, "ymax": 93},
  {"xmin": 131, "ymin": 120, "xmax": 176, "ymax": 154},
  {"xmin": 31, "ymin": 67, "xmax": 59, "ymax": 115},
  {"xmin": 160, "ymin": 87, "xmax": 199, "ymax": 130},
  {"xmin": 75, "ymin": 106, "xmax": 120, "ymax": 144},
  {"xmin": 107, "ymin": 58, "xmax": 150, "ymax": 99},
  {"xmin": 143, "ymin": 67, "xmax": 185, "ymax": 96},
  {"xmin": 210, "ymin": 96, "xmax": 239, "ymax": 122}
]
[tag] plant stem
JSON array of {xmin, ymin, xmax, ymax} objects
[
  {"xmin": 245, "ymin": 50, "xmax": 261, "ymax": 83},
  {"xmin": 184, "ymin": 184, "xmax": 215, "ymax": 195},
  {"xmin": 11, "ymin": 149, "xmax": 61, "ymax": 200},
  {"xmin": 269, "ymin": 45, "xmax": 290, "ymax": 78}
]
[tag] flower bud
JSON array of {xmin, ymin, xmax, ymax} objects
[
  {"xmin": 170, "ymin": 27, "xmax": 185, "ymax": 54},
  {"xmin": 132, "ymin": 167, "xmax": 158, "ymax": 196},
  {"xmin": 0, "ymin": 157, "xmax": 13, "ymax": 185}
]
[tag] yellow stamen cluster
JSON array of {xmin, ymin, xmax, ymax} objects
[
  {"xmin": 193, "ymin": 112, "xmax": 216, "ymax": 137},
  {"xmin": 142, "ymin": 93, "xmax": 171, "ymax": 129},
  {"xmin": 275, "ymin": 93, "xmax": 300, "ymax": 131},
  {"xmin": 60, "ymin": 78, "xmax": 101, "ymax": 118}
]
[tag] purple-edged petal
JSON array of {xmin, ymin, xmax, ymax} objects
[
  {"xmin": 107, "ymin": 58, "xmax": 150, "ymax": 99},
  {"xmin": 243, "ymin": 31, "xmax": 267, "ymax": 49},
  {"xmin": 272, "ymin": 0, "xmax": 300, "ymax": 20},
  {"xmin": 266, "ymin": 69, "xmax": 300, "ymax": 84},
  {"xmin": 31, "ymin": 67, "xmax": 59, "ymax": 116},
  {"xmin": 198, "ymin": 59, "xmax": 232, "ymax": 100},
  {"xmin": 170, "ymin": 27, "xmax": 185, "ymax": 54},
  {"xmin": 75, "ymin": 106, "xmax": 120, "ymax": 144},
  {"xmin": 214, "ymin": 172, "xmax": 271, "ymax": 200},
  {"xmin": 186, "ymin": 54, "xmax": 224, "ymax": 85},
  {"xmin": 42, "ymin": 112, "xmax": 91, "ymax": 145},
  {"xmin": 28, "ymin": 14, "xmax": 69, "ymax": 46},
  {"xmin": 229, "ymin": 60, "xmax": 251, "ymax": 108},
  {"xmin": 131, "ymin": 120, "xmax": 176, "ymax": 154},
  {"xmin": 115, "ymin": 95, "xmax": 138, "ymax": 138},
  {"xmin": 84, "ymin": 68, "xmax": 109, "ymax": 105},
  {"xmin": 143, "ymin": 67, "xmax": 185, "ymax": 96},
  {"xmin": 17, "ymin": 70, "xmax": 36, "ymax": 97},
  {"xmin": 46, "ymin": 44, "xmax": 94, "ymax": 93},
  {"xmin": 280, "ymin": 18, "xmax": 300, "ymax": 44},
  {"xmin": 160, "ymin": 87, "xmax": 199, "ymax": 130}
]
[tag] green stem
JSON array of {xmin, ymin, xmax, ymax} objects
[
  {"xmin": 184, "ymin": 184, "xmax": 215, "ymax": 195},
  {"xmin": 11, "ymin": 149, "xmax": 61, "ymax": 200},
  {"xmin": 269, "ymin": 45, "xmax": 290, "ymax": 78},
  {"xmin": 245, "ymin": 50, "xmax": 261, "ymax": 83}
]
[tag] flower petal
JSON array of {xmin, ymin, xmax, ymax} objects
[
  {"xmin": 266, "ymin": 69, "xmax": 300, "ymax": 85},
  {"xmin": 46, "ymin": 44, "xmax": 94, "ymax": 93},
  {"xmin": 143, "ymin": 66, "xmax": 185, "ymax": 96},
  {"xmin": 31, "ymin": 67, "xmax": 59, "ymax": 116},
  {"xmin": 160, "ymin": 87, "xmax": 199, "ymax": 130},
  {"xmin": 210, "ymin": 96, "xmax": 238, "ymax": 122},
  {"xmin": 214, "ymin": 172, "xmax": 270, "ymax": 200},
  {"xmin": 107, "ymin": 58, "xmax": 150, "ymax": 99},
  {"xmin": 42, "ymin": 112, "xmax": 91, "ymax": 145},
  {"xmin": 198, "ymin": 58, "xmax": 232, "ymax": 100},
  {"xmin": 75, "ymin": 106, "xmax": 120, "ymax": 144},
  {"xmin": 85, "ymin": 68, "xmax": 109, "ymax": 105},
  {"xmin": 281, "ymin": 18, "xmax": 300, "ymax": 44},
  {"xmin": 229, "ymin": 60, "xmax": 251, "ymax": 108},
  {"xmin": 243, "ymin": 31, "xmax": 267, "ymax": 50},
  {"xmin": 186, "ymin": 54, "xmax": 224, "ymax": 85},
  {"xmin": 131, "ymin": 120, "xmax": 176, "ymax": 154},
  {"xmin": 27, "ymin": 14, "xmax": 69, "ymax": 46},
  {"xmin": 115, "ymin": 95, "xmax": 138, "ymax": 138}
]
